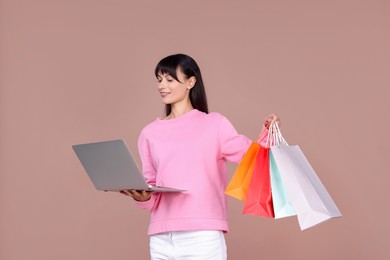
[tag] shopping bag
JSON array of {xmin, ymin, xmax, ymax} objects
[
  {"xmin": 242, "ymin": 146, "xmax": 275, "ymax": 218},
  {"xmin": 269, "ymin": 150, "xmax": 296, "ymax": 219},
  {"xmin": 225, "ymin": 127, "xmax": 267, "ymax": 201},
  {"xmin": 270, "ymin": 123, "xmax": 342, "ymax": 230},
  {"xmin": 224, "ymin": 142, "xmax": 260, "ymax": 201}
]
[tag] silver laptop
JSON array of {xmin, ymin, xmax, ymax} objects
[{"xmin": 72, "ymin": 139, "xmax": 185, "ymax": 192}]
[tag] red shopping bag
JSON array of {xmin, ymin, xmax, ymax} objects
[{"xmin": 242, "ymin": 146, "xmax": 275, "ymax": 218}]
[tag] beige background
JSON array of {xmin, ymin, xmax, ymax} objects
[{"xmin": 1, "ymin": 0, "xmax": 389, "ymax": 259}]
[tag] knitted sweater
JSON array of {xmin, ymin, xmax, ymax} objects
[{"xmin": 135, "ymin": 109, "xmax": 260, "ymax": 235}]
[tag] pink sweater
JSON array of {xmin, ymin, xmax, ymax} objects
[{"xmin": 136, "ymin": 109, "xmax": 264, "ymax": 235}]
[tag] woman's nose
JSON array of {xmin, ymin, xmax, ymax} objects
[{"xmin": 158, "ymin": 80, "xmax": 166, "ymax": 89}]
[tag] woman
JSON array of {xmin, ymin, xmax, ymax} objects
[{"xmin": 121, "ymin": 54, "xmax": 280, "ymax": 259}]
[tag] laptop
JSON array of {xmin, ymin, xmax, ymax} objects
[{"xmin": 72, "ymin": 139, "xmax": 185, "ymax": 192}]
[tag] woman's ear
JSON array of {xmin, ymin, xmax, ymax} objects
[{"xmin": 187, "ymin": 76, "xmax": 196, "ymax": 90}]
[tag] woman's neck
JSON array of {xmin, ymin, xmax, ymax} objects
[{"xmin": 167, "ymin": 103, "xmax": 193, "ymax": 119}]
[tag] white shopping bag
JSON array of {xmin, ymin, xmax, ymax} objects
[{"xmin": 270, "ymin": 124, "xmax": 342, "ymax": 230}]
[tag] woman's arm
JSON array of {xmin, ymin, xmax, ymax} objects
[{"xmin": 218, "ymin": 113, "xmax": 281, "ymax": 163}]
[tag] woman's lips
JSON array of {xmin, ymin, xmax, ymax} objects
[{"xmin": 160, "ymin": 92, "xmax": 170, "ymax": 97}]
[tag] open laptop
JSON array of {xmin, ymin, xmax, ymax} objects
[{"xmin": 72, "ymin": 139, "xmax": 185, "ymax": 192}]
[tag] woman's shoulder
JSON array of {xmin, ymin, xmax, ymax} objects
[
  {"xmin": 205, "ymin": 111, "xmax": 230, "ymax": 123},
  {"xmin": 138, "ymin": 118, "xmax": 160, "ymax": 137},
  {"xmin": 187, "ymin": 110, "xmax": 233, "ymax": 127},
  {"xmin": 207, "ymin": 111, "xmax": 224, "ymax": 118}
]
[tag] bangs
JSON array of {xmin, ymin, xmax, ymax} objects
[{"xmin": 154, "ymin": 57, "xmax": 181, "ymax": 82}]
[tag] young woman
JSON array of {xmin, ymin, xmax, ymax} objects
[{"xmin": 121, "ymin": 54, "xmax": 280, "ymax": 259}]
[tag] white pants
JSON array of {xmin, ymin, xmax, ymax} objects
[{"xmin": 150, "ymin": 230, "xmax": 227, "ymax": 260}]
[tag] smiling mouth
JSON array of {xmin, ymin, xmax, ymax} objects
[{"xmin": 160, "ymin": 92, "xmax": 170, "ymax": 97}]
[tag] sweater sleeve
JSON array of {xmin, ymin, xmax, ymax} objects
[
  {"xmin": 217, "ymin": 116, "xmax": 252, "ymax": 164},
  {"xmin": 218, "ymin": 116, "xmax": 269, "ymax": 164},
  {"xmin": 134, "ymin": 129, "xmax": 160, "ymax": 210}
]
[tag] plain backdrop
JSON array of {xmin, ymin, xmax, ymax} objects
[{"xmin": 1, "ymin": 0, "xmax": 389, "ymax": 259}]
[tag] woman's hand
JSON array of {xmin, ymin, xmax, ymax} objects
[
  {"xmin": 264, "ymin": 113, "xmax": 281, "ymax": 129},
  {"xmin": 120, "ymin": 189, "xmax": 152, "ymax": 202}
]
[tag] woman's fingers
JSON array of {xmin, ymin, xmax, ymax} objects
[
  {"xmin": 120, "ymin": 189, "xmax": 152, "ymax": 202},
  {"xmin": 264, "ymin": 113, "xmax": 280, "ymax": 126},
  {"xmin": 120, "ymin": 190, "xmax": 130, "ymax": 196},
  {"xmin": 137, "ymin": 190, "xmax": 152, "ymax": 201},
  {"xmin": 120, "ymin": 189, "xmax": 137, "ymax": 196}
]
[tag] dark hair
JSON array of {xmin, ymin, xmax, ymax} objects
[{"xmin": 155, "ymin": 54, "xmax": 208, "ymax": 115}]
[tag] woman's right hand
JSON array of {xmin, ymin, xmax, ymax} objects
[
  {"xmin": 120, "ymin": 189, "xmax": 152, "ymax": 202},
  {"xmin": 264, "ymin": 113, "xmax": 281, "ymax": 129}
]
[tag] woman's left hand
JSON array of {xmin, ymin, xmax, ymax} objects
[
  {"xmin": 264, "ymin": 113, "xmax": 281, "ymax": 129},
  {"xmin": 120, "ymin": 189, "xmax": 152, "ymax": 202}
]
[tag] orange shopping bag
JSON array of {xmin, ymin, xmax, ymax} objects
[
  {"xmin": 225, "ymin": 142, "xmax": 260, "ymax": 201},
  {"xmin": 225, "ymin": 128, "xmax": 267, "ymax": 201}
]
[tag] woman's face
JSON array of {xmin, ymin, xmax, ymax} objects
[{"xmin": 157, "ymin": 68, "xmax": 195, "ymax": 106}]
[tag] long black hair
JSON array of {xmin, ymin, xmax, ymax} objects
[{"xmin": 154, "ymin": 54, "xmax": 209, "ymax": 116}]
